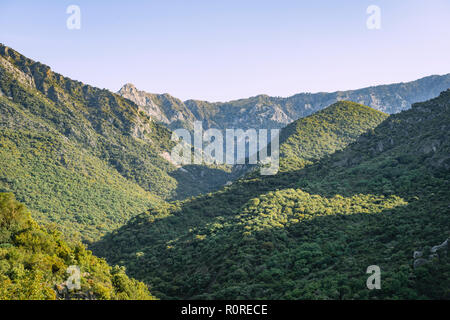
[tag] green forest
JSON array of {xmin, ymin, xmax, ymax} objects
[
  {"xmin": 93, "ymin": 93, "xmax": 450, "ymax": 299},
  {"xmin": 0, "ymin": 44, "xmax": 237, "ymax": 242},
  {"xmin": 0, "ymin": 193, "xmax": 155, "ymax": 299},
  {"xmin": 0, "ymin": 44, "xmax": 449, "ymax": 300}
]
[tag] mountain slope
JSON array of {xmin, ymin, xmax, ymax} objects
[
  {"xmin": 279, "ymin": 101, "xmax": 388, "ymax": 171},
  {"xmin": 0, "ymin": 44, "xmax": 237, "ymax": 241},
  {"xmin": 118, "ymin": 83, "xmax": 196, "ymax": 131},
  {"xmin": 92, "ymin": 101, "xmax": 442, "ymax": 300},
  {"xmin": 118, "ymin": 74, "xmax": 450, "ymax": 131},
  {"xmin": 0, "ymin": 193, "xmax": 155, "ymax": 300},
  {"xmin": 0, "ymin": 43, "xmax": 182, "ymax": 199}
]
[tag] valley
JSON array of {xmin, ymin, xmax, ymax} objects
[{"xmin": 0, "ymin": 44, "xmax": 448, "ymax": 300}]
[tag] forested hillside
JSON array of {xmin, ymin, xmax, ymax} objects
[
  {"xmin": 0, "ymin": 193, "xmax": 155, "ymax": 300},
  {"xmin": 91, "ymin": 96, "xmax": 449, "ymax": 300},
  {"xmin": 0, "ymin": 44, "xmax": 237, "ymax": 241},
  {"xmin": 279, "ymin": 101, "xmax": 388, "ymax": 171},
  {"xmin": 1, "ymin": 44, "xmax": 448, "ymax": 301}
]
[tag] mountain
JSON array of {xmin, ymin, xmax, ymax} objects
[
  {"xmin": 118, "ymin": 83, "xmax": 196, "ymax": 131},
  {"xmin": 0, "ymin": 44, "xmax": 238, "ymax": 241},
  {"xmin": 89, "ymin": 98, "xmax": 449, "ymax": 300},
  {"xmin": 118, "ymin": 74, "xmax": 450, "ymax": 131},
  {"xmin": 0, "ymin": 193, "xmax": 155, "ymax": 300},
  {"xmin": 278, "ymin": 101, "xmax": 388, "ymax": 171},
  {"xmin": 2, "ymin": 43, "xmax": 449, "ymax": 300}
]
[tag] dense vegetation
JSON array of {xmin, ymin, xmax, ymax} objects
[
  {"xmin": 0, "ymin": 193, "xmax": 155, "ymax": 300},
  {"xmin": 0, "ymin": 44, "xmax": 238, "ymax": 241},
  {"xmin": 0, "ymin": 121, "xmax": 165, "ymax": 242},
  {"xmin": 279, "ymin": 101, "xmax": 388, "ymax": 171},
  {"xmin": 93, "ymin": 94, "xmax": 449, "ymax": 299},
  {"xmin": 1, "ymin": 44, "xmax": 449, "ymax": 300}
]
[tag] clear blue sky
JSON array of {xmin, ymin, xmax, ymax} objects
[{"xmin": 1, "ymin": 0, "xmax": 450, "ymax": 101}]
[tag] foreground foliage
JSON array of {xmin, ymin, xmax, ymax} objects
[{"xmin": 0, "ymin": 193, "xmax": 155, "ymax": 300}]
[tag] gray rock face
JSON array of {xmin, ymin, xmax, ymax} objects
[
  {"xmin": 118, "ymin": 83, "xmax": 196, "ymax": 130},
  {"xmin": 118, "ymin": 74, "xmax": 450, "ymax": 131},
  {"xmin": 413, "ymin": 238, "xmax": 448, "ymax": 269},
  {"xmin": 0, "ymin": 55, "xmax": 36, "ymax": 89},
  {"xmin": 431, "ymin": 238, "xmax": 448, "ymax": 253},
  {"xmin": 414, "ymin": 258, "xmax": 429, "ymax": 269}
]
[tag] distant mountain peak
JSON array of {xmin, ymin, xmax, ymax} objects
[
  {"xmin": 117, "ymin": 75, "xmax": 450, "ymax": 132},
  {"xmin": 119, "ymin": 83, "xmax": 138, "ymax": 93}
]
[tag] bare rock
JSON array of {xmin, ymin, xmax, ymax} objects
[
  {"xmin": 431, "ymin": 238, "xmax": 448, "ymax": 253},
  {"xmin": 413, "ymin": 258, "xmax": 429, "ymax": 269}
]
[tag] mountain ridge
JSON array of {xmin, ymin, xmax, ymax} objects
[
  {"xmin": 0, "ymin": 44, "xmax": 240, "ymax": 241},
  {"xmin": 118, "ymin": 73, "xmax": 450, "ymax": 131}
]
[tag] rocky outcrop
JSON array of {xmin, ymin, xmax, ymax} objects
[
  {"xmin": 413, "ymin": 238, "xmax": 448, "ymax": 269},
  {"xmin": 55, "ymin": 283, "xmax": 96, "ymax": 300},
  {"xmin": 118, "ymin": 83, "xmax": 196, "ymax": 130},
  {"xmin": 0, "ymin": 55, "xmax": 35, "ymax": 89},
  {"xmin": 431, "ymin": 238, "xmax": 449, "ymax": 253},
  {"xmin": 119, "ymin": 83, "xmax": 170, "ymax": 124}
]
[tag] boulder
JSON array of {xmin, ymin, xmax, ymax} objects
[{"xmin": 413, "ymin": 258, "xmax": 429, "ymax": 269}]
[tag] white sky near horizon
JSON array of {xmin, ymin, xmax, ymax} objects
[{"xmin": 1, "ymin": 0, "xmax": 450, "ymax": 102}]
